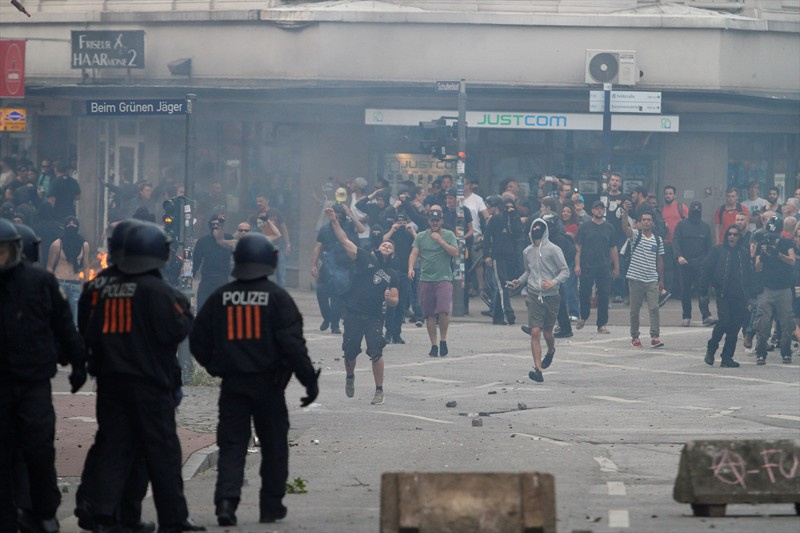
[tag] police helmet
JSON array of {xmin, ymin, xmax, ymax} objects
[
  {"xmin": 485, "ymin": 195, "xmax": 503, "ymax": 209},
  {"xmin": 231, "ymin": 233, "xmax": 278, "ymax": 281},
  {"xmin": 0, "ymin": 218, "xmax": 22, "ymax": 272},
  {"xmin": 765, "ymin": 215, "xmax": 782, "ymax": 234},
  {"xmin": 14, "ymin": 223, "xmax": 41, "ymax": 264},
  {"xmin": 108, "ymin": 219, "xmax": 143, "ymax": 266},
  {"xmin": 119, "ymin": 222, "xmax": 171, "ymax": 275}
]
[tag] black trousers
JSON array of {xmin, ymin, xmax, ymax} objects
[
  {"xmin": 579, "ymin": 266, "xmax": 611, "ymax": 327},
  {"xmin": 0, "ymin": 380, "xmax": 60, "ymax": 522},
  {"xmin": 556, "ymin": 283, "xmax": 572, "ymax": 333},
  {"xmin": 491, "ymin": 258, "xmax": 516, "ymax": 322},
  {"xmin": 707, "ymin": 294, "xmax": 749, "ymax": 360},
  {"xmin": 90, "ymin": 376, "xmax": 188, "ymax": 527},
  {"xmin": 76, "ymin": 436, "xmax": 150, "ymax": 525},
  {"xmin": 215, "ymin": 375, "xmax": 289, "ymax": 514},
  {"xmin": 679, "ymin": 263, "xmax": 711, "ymax": 320}
]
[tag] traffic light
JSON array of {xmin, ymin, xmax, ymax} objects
[
  {"xmin": 419, "ymin": 117, "xmax": 458, "ymax": 161},
  {"xmin": 162, "ymin": 198, "xmax": 181, "ymax": 241}
]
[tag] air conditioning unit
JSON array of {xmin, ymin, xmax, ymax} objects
[{"xmin": 585, "ymin": 50, "xmax": 638, "ymax": 86}]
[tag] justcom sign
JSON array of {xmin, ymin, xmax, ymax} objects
[{"xmin": 476, "ymin": 113, "xmax": 567, "ymax": 128}]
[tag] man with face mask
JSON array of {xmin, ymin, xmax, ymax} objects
[
  {"xmin": 324, "ymin": 207, "xmax": 399, "ymax": 405},
  {"xmin": 510, "ymin": 219, "xmax": 569, "ymax": 383},
  {"xmin": 193, "ymin": 213, "xmax": 235, "ymax": 309},
  {"xmin": 672, "ymin": 202, "xmax": 715, "ymax": 327},
  {"xmin": 46, "ymin": 216, "xmax": 90, "ymax": 325}
]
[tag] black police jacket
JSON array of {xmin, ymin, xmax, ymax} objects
[
  {"xmin": 189, "ymin": 278, "xmax": 317, "ymax": 390},
  {"xmin": 80, "ymin": 269, "xmax": 191, "ymax": 390},
  {"xmin": 0, "ymin": 261, "xmax": 85, "ymax": 381}
]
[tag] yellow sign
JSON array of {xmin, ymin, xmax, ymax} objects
[{"xmin": 0, "ymin": 108, "xmax": 27, "ymax": 132}]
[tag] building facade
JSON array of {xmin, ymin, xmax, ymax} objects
[{"xmin": 1, "ymin": 0, "xmax": 798, "ymax": 287}]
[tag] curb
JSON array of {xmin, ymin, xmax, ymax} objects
[{"xmin": 182, "ymin": 443, "xmax": 219, "ymax": 481}]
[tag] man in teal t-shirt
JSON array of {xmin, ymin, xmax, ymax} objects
[{"xmin": 408, "ymin": 208, "xmax": 459, "ymax": 357}]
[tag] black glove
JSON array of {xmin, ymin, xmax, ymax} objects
[
  {"xmin": 69, "ymin": 364, "xmax": 88, "ymax": 394},
  {"xmin": 300, "ymin": 369, "xmax": 321, "ymax": 407}
]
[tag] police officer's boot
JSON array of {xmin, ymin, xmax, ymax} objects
[{"xmin": 215, "ymin": 499, "xmax": 237, "ymax": 527}]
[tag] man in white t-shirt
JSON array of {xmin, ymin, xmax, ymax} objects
[
  {"xmin": 741, "ymin": 182, "xmax": 768, "ymax": 232},
  {"xmin": 461, "ymin": 178, "xmax": 490, "ymax": 296},
  {"xmin": 349, "ymin": 177, "xmax": 370, "ymax": 247}
]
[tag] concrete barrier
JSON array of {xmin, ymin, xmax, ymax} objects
[
  {"xmin": 380, "ymin": 472, "xmax": 556, "ymax": 533},
  {"xmin": 673, "ymin": 439, "xmax": 800, "ymax": 517}
]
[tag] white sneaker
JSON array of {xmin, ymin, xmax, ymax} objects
[
  {"xmin": 682, "ymin": 318, "xmax": 690, "ymax": 327},
  {"xmin": 370, "ymin": 390, "xmax": 384, "ymax": 405}
]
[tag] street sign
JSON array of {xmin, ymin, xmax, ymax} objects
[
  {"xmin": 0, "ymin": 108, "xmax": 26, "ymax": 131},
  {"xmin": 0, "ymin": 40, "xmax": 25, "ymax": 98},
  {"xmin": 85, "ymin": 99, "xmax": 188, "ymax": 116},
  {"xmin": 590, "ymin": 90, "xmax": 661, "ymax": 113},
  {"xmin": 435, "ymin": 80, "xmax": 461, "ymax": 93},
  {"xmin": 71, "ymin": 30, "xmax": 145, "ymax": 69}
]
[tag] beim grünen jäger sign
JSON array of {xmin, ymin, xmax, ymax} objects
[{"xmin": 71, "ymin": 31, "xmax": 144, "ymax": 69}]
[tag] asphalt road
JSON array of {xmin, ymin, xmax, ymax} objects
[{"xmin": 63, "ymin": 290, "xmax": 800, "ymax": 532}]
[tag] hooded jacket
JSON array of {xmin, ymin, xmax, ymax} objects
[
  {"xmin": 672, "ymin": 201, "xmax": 713, "ymax": 265},
  {"xmin": 699, "ymin": 231, "xmax": 753, "ymax": 299},
  {"xmin": 515, "ymin": 218, "xmax": 569, "ymax": 298}
]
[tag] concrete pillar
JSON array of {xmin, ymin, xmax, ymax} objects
[{"xmin": 76, "ymin": 117, "xmax": 100, "ymax": 248}]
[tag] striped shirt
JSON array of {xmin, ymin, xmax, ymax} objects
[{"xmin": 626, "ymin": 229, "xmax": 663, "ymax": 283}]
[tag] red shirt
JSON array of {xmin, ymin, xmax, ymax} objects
[
  {"xmin": 714, "ymin": 203, "xmax": 749, "ymax": 243},
  {"xmin": 661, "ymin": 202, "xmax": 688, "ymax": 243}
]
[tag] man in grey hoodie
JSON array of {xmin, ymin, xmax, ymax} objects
[{"xmin": 511, "ymin": 218, "xmax": 570, "ymax": 382}]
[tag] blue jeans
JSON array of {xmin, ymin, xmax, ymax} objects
[{"xmin": 58, "ymin": 280, "xmax": 82, "ymax": 326}]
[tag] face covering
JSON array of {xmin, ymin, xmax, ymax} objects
[
  {"xmin": 531, "ymin": 225, "xmax": 546, "ymax": 240},
  {"xmin": 689, "ymin": 202, "xmax": 702, "ymax": 221}
]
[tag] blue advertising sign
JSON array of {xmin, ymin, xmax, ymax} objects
[{"xmin": 86, "ymin": 99, "xmax": 187, "ymax": 116}]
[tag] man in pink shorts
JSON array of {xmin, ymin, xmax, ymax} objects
[{"xmin": 407, "ymin": 209, "xmax": 459, "ymax": 356}]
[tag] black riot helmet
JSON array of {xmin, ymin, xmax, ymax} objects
[
  {"xmin": 0, "ymin": 218, "xmax": 22, "ymax": 272},
  {"xmin": 108, "ymin": 219, "xmax": 144, "ymax": 266},
  {"xmin": 14, "ymin": 223, "xmax": 41, "ymax": 265},
  {"xmin": 119, "ymin": 222, "xmax": 171, "ymax": 275},
  {"xmin": 765, "ymin": 215, "xmax": 782, "ymax": 234},
  {"xmin": 231, "ymin": 233, "xmax": 279, "ymax": 281}
]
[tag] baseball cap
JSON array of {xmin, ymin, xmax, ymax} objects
[
  {"xmin": 591, "ymin": 200, "xmax": 606, "ymax": 209},
  {"xmin": 334, "ymin": 187, "xmax": 348, "ymax": 203},
  {"xmin": 428, "ymin": 209, "xmax": 443, "ymax": 220}
]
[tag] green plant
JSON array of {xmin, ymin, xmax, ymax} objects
[
  {"xmin": 285, "ymin": 477, "xmax": 308, "ymax": 494},
  {"xmin": 186, "ymin": 365, "xmax": 221, "ymax": 387}
]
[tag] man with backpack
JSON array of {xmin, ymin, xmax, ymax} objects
[
  {"xmin": 714, "ymin": 187, "xmax": 749, "ymax": 244},
  {"xmin": 673, "ymin": 201, "xmax": 716, "ymax": 327},
  {"xmin": 621, "ymin": 202, "xmax": 665, "ymax": 348}
]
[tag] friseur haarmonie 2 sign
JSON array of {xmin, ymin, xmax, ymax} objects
[
  {"xmin": 71, "ymin": 31, "xmax": 145, "ymax": 69},
  {"xmin": 86, "ymin": 99, "xmax": 187, "ymax": 116}
]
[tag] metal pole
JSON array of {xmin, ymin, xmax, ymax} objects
[
  {"xmin": 602, "ymin": 83, "xmax": 613, "ymax": 176},
  {"xmin": 180, "ymin": 94, "xmax": 197, "ymax": 299},
  {"xmin": 452, "ymin": 79, "xmax": 467, "ymax": 317}
]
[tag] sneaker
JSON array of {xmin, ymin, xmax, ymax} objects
[
  {"xmin": 392, "ymin": 336, "xmax": 406, "ymax": 344},
  {"xmin": 720, "ymin": 359, "xmax": 740, "ymax": 368},
  {"xmin": 521, "ymin": 325, "xmax": 531, "ymax": 336},
  {"xmin": 492, "ymin": 319, "xmax": 507, "ymax": 325},
  {"xmin": 528, "ymin": 368, "xmax": 544, "ymax": 382},
  {"xmin": 576, "ymin": 319, "xmax": 585, "ymax": 330},
  {"xmin": 631, "ymin": 338, "xmax": 642, "ymax": 348},
  {"xmin": 743, "ymin": 334, "xmax": 753, "ymax": 349},
  {"xmin": 415, "ymin": 320, "xmax": 423, "ymax": 328},
  {"xmin": 507, "ymin": 317, "xmax": 516, "ymax": 326},
  {"xmin": 650, "ymin": 338, "xmax": 664, "ymax": 348},
  {"xmin": 702, "ymin": 317, "xmax": 717, "ymax": 326},
  {"xmin": 542, "ymin": 350, "xmax": 555, "ymax": 369},
  {"xmin": 613, "ymin": 296, "xmax": 623, "ymax": 303},
  {"xmin": 428, "ymin": 345, "xmax": 439, "ymax": 357},
  {"xmin": 345, "ymin": 376, "xmax": 355, "ymax": 398},
  {"xmin": 370, "ymin": 390, "xmax": 385, "ymax": 405},
  {"xmin": 658, "ymin": 291, "xmax": 672, "ymax": 307},
  {"xmin": 756, "ymin": 355, "xmax": 766, "ymax": 365},
  {"xmin": 439, "ymin": 341, "xmax": 448, "ymax": 357},
  {"xmin": 319, "ymin": 319, "xmax": 330, "ymax": 332},
  {"xmin": 330, "ymin": 326, "xmax": 342, "ymax": 335},
  {"xmin": 480, "ymin": 310, "xmax": 492, "ymax": 317},
  {"xmin": 554, "ymin": 329, "xmax": 573, "ymax": 339},
  {"xmin": 682, "ymin": 318, "xmax": 690, "ymax": 327},
  {"xmin": 782, "ymin": 356, "xmax": 792, "ymax": 364},
  {"xmin": 597, "ymin": 326, "xmax": 610, "ymax": 334},
  {"xmin": 569, "ymin": 315, "xmax": 579, "ymax": 322},
  {"xmin": 704, "ymin": 351, "xmax": 715, "ymax": 366}
]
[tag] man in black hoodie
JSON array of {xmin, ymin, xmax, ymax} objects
[
  {"xmin": 699, "ymin": 224, "xmax": 753, "ymax": 367},
  {"xmin": 672, "ymin": 201, "xmax": 715, "ymax": 327}
]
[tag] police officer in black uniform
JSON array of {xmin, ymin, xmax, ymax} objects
[
  {"xmin": 75, "ymin": 219, "xmax": 155, "ymax": 533},
  {"xmin": 80, "ymin": 222, "xmax": 204, "ymax": 532},
  {"xmin": 323, "ymin": 207, "xmax": 399, "ymax": 406},
  {"xmin": 0, "ymin": 218, "xmax": 87, "ymax": 533},
  {"xmin": 190, "ymin": 233, "xmax": 319, "ymax": 527}
]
